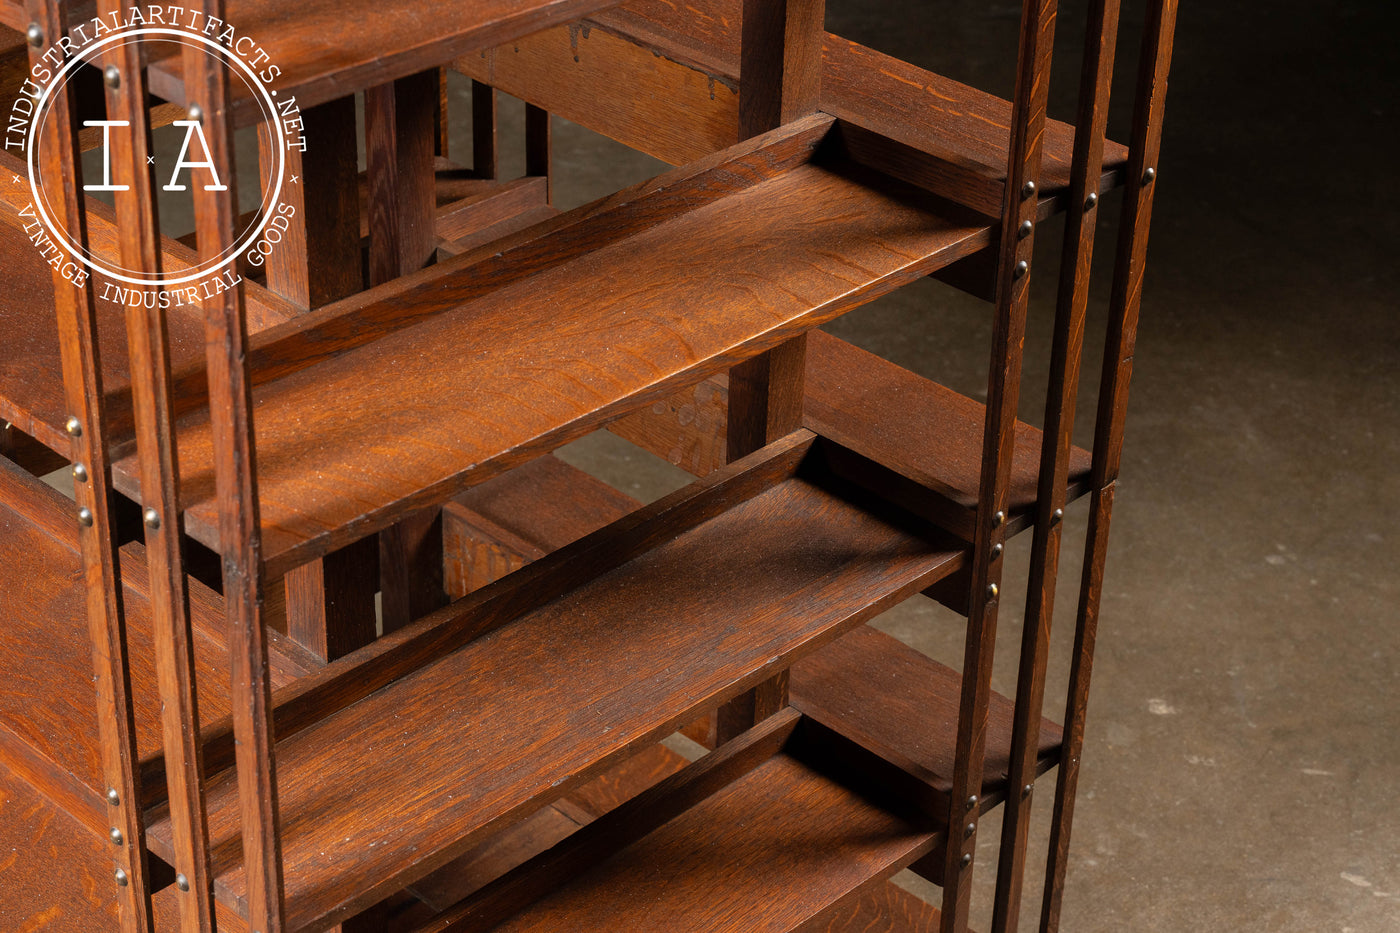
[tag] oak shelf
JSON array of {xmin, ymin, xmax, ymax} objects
[{"xmin": 145, "ymin": 432, "xmax": 966, "ymax": 931}]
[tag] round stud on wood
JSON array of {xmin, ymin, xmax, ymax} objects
[
  {"xmin": 986, "ymin": 583, "xmax": 998, "ymax": 601},
  {"xmin": 104, "ymin": 65, "xmax": 121, "ymax": 89},
  {"xmin": 960, "ymin": 853, "xmax": 973, "ymax": 868},
  {"xmin": 106, "ymin": 787, "xmax": 119, "ymax": 806},
  {"xmin": 1014, "ymin": 260, "xmax": 1029, "ymax": 279},
  {"xmin": 964, "ymin": 822, "xmax": 976, "ymax": 838},
  {"xmin": 26, "ymin": 23, "xmax": 42, "ymax": 47},
  {"xmin": 187, "ymin": 103, "xmax": 204, "ymax": 123},
  {"xmin": 109, "ymin": 827, "xmax": 124, "ymax": 846},
  {"xmin": 991, "ymin": 543, "xmax": 1003, "ymax": 560},
  {"xmin": 114, "ymin": 868, "xmax": 129, "ymax": 887},
  {"xmin": 1021, "ymin": 180, "xmax": 1036, "ymax": 199},
  {"xmin": 65, "ymin": 416, "xmax": 82, "ymax": 437},
  {"xmin": 1053, "ymin": 507, "xmax": 1064, "ymax": 522},
  {"xmin": 176, "ymin": 873, "xmax": 190, "ymax": 892},
  {"xmin": 992, "ymin": 510, "xmax": 1006, "ymax": 527},
  {"xmin": 143, "ymin": 508, "xmax": 160, "ymax": 529},
  {"xmin": 1143, "ymin": 166, "xmax": 1156, "ymax": 185},
  {"xmin": 1085, "ymin": 191, "xmax": 1099, "ymax": 211},
  {"xmin": 966, "ymin": 794, "xmax": 978, "ymax": 811},
  {"xmin": 78, "ymin": 508, "xmax": 94, "ymax": 527},
  {"xmin": 72, "ymin": 463, "xmax": 89, "ymax": 483},
  {"xmin": 1023, "ymin": 783, "xmax": 1034, "ymax": 799},
  {"xmin": 1018, "ymin": 219, "xmax": 1033, "ymax": 239}
]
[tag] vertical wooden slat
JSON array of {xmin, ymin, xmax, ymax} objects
[
  {"xmin": 25, "ymin": 2, "xmax": 154, "ymax": 929},
  {"xmin": 940, "ymin": 2, "xmax": 1059, "ymax": 931},
  {"xmin": 257, "ymin": 96, "xmax": 362, "ymax": 310},
  {"xmin": 1041, "ymin": 4, "xmax": 1178, "ymax": 931},
  {"xmin": 366, "ymin": 67, "xmax": 448, "ymax": 633},
  {"xmin": 990, "ymin": 3, "xmax": 1122, "ymax": 931},
  {"xmin": 471, "ymin": 80, "xmax": 498, "ymax": 181},
  {"xmin": 99, "ymin": 7, "xmax": 216, "ymax": 929},
  {"xmin": 181, "ymin": 0, "xmax": 286, "ymax": 926},
  {"xmin": 525, "ymin": 103, "xmax": 551, "ymax": 203},
  {"xmin": 713, "ymin": 0, "xmax": 825, "ymax": 746},
  {"xmin": 256, "ymin": 95, "xmax": 377, "ymax": 663}
]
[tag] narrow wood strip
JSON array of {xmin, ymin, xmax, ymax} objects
[
  {"xmin": 1043, "ymin": 4, "xmax": 1179, "ymax": 930},
  {"xmin": 471, "ymin": 81, "xmax": 498, "ymax": 181},
  {"xmin": 27, "ymin": 2, "xmax": 154, "ymax": 927},
  {"xmin": 179, "ymin": 5, "xmax": 285, "ymax": 927},
  {"xmin": 98, "ymin": 11, "xmax": 215, "ymax": 928},
  {"xmin": 941, "ymin": 3, "xmax": 1059, "ymax": 930},
  {"xmin": 993, "ymin": 3, "xmax": 1122, "ymax": 930}
]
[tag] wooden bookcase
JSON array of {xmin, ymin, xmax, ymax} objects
[{"xmin": 0, "ymin": 0, "xmax": 1178, "ymax": 930}]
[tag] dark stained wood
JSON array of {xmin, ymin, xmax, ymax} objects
[
  {"xmin": 115, "ymin": 119, "xmax": 1002, "ymax": 577},
  {"xmin": 738, "ymin": 0, "xmax": 825, "ymax": 137},
  {"xmin": 0, "ymin": 156, "xmax": 299, "ymax": 454},
  {"xmin": 0, "ymin": 760, "xmax": 120, "ymax": 932},
  {"xmin": 146, "ymin": 435, "xmax": 965, "ymax": 931},
  {"xmin": 1043, "ymin": 5, "xmax": 1179, "ymax": 931},
  {"xmin": 144, "ymin": 0, "xmax": 626, "ymax": 126},
  {"xmin": 434, "ymin": 176, "xmax": 549, "ymax": 247},
  {"xmin": 790, "ymin": 625, "xmax": 1061, "ymax": 816},
  {"xmin": 454, "ymin": 1, "xmax": 1127, "ymax": 204},
  {"xmin": 1, "ymin": 420, "xmax": 68, "ymax": 475},
  {"xmin": 524, "ymin": 104, "xmax": 551, "ymax": 203},
  {"xmin": 607, "ymin": 331, "xmax": 1093, "ymax": 539},
  {"xmin": 258, "ymin": 96, "xmax": 363, "ymax": 311},
  {"xmin": 180, "ymin": 10, "xmax": 286, "ymax": 927},
  {"xmin": 99, "ymin": 13, "xmax": 219, "ymax": 927},
  {"xmin": 0, "ymin": 453, "xmax": 311, "ymax": 813},
  {"xmin": 471, "ymin": 81, "xmax": 499, "ymax": 181},
  {"xmin": 284, "ymin": 535, "xmax": 379, "ymax": 662},
  {"xmin": 443, "ymin": 453, "xmax": 637, "ymax": 596},
  {"xmin": 939, "ymin": 3, "xmax": 1059, "ymax": 928},
  {"xmin": 26, "ymin": 2, "xmax": 155, "ymax": 924},
  {"xmin": 435, "ymin": 712, "xmax": 947, "ymax": 932},
  {"xmin": 993, "ymin": 3, "xmax": 1122, "ymax": 930}
]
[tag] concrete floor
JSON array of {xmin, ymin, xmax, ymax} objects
[{"xmin": 504, "ymin": 1, "xmax": 1400, "ymax": 930}]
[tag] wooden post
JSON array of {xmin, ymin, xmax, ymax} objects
[
  {"xmin": 715, "ymin": 0, "xmax": 824, "ymax": 746},
  {"xmin": 366, "ymin": 68, "xmax": 449, "ymax": 632},
  {"xmin": 26, "ymin": 2, "xmax": 155, "ymax": 928},
  {"xmin": 1041, "ymin": 4, "xmax": 1178, "ymax": 931},
  {"xmin": 940, "ymin": 2, "xmax": 1059, "ymax": 931},
  {"xmin": 989, "ymin": 3, "xmax": 1122, "ymax": 931}
]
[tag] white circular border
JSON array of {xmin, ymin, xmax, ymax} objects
[{"xmin": 27, "ymin": 26, "xmax": 286, "ymax": 287}]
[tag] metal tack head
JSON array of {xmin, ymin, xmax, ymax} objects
[
  {"xmin": 1021, "ymin": 180, "xmax": 1036, "ymax": 199},
  {"xmin": 65, "ymin": 415, "xmax": 82, "ymax": 437},
  {"xmin": 26, "ymin": 23, "xmax": 42, "ymax": 47},
  {"xmin": 73, "ymin": 463, "xmax": 89, "ymax": 483},
  {"xmin": 187, "ymin": 103, "xmax": 204, "ymax": 123},
  {"xmin": 106, "ymin": 787, "xmax": 119, "ymax": 806},
  {"xmin": 1085, "ymin": 191, "xmax": 1099, "ymax": 210},
  {"xmin": 143, "ymin": 508, "xmax": 160, "ymax": 529},
  {"xmin": 78, "ymin": 507, "xmax": 94, "ymax": 527},
  {"xmin": 1022, "ymin": 783, "xmax": 1034, "ymax": 799},
  {"xmin": 109, "ymin": 827, "xmax": 124, "ymax": 846},
  {"xmin": 1053, "ymin": 507, "xmax": 1064, "ymax": 522},
  {"xmin": 992, "ymin": 510, "xmax": 1006, "ymax": 527},
  {"xmin": 103, "ymin": 65, "xmax": 120, "ymax": 89},
  {"xmin": 991, "ymin": 542, "xmax": 1003, "ymax": 560},
  {"xmin": 986, "ymin": 583, "xmax": 999, "ymax": 600},
  {"xmin": 960, "ymin": 853, "xmax": 973, "ymax": 868},
  {"xmin": 114, "ymin": 867, "xmax": 129, "ymax": 887},
  {"xmin": 1018, "ymin": 219, "xmax": 1033, "ymax": 239},
  {"xmin": 1143, "ymin": 166, "xmax": 1156, "ymax": 185},
  {"xmin": 964, "ymin": 822, "xmax": 976, "ymax": 839},
  {"xmin": 1014, "ymin": 259, "xmax": 1029, "ymax": 279},
  {"xmin": 176, "ymin": 873, "xmax": 190, "ymax": 892},
  {"xmin": 966, "ymin": 794, "xmax": 978, "ymax": 811}
]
